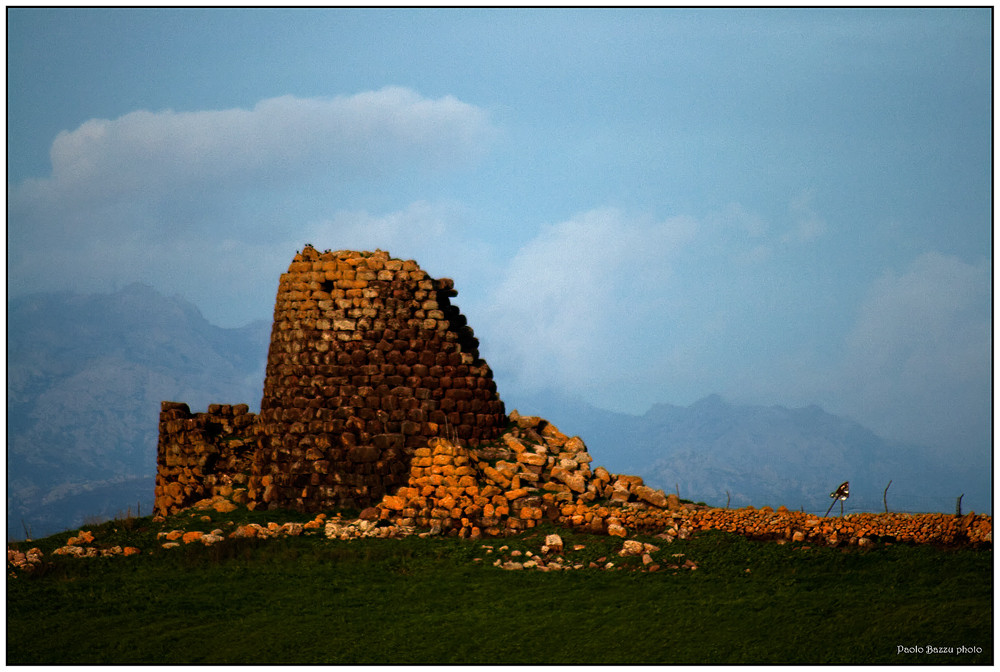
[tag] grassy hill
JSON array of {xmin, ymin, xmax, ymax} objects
[{"xmin": 7, "ymin": 506, "xmax": 992, "ymax": 665}]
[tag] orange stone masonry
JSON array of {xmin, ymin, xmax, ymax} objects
[
  {"xmin": 155, "ymin": 246, "xmax": 506, "ymax": 515},
  {"xmin": 371, "ymin": 412, "xmax": 991, "ymax": 548},
  {"xmin": 249, "ymin": 246, "xmax": 506, "ymax": 511},
  {"xmin": 154, "ymin": 402, "xmax": 256, "ymax": 516},
  {"xmin": 155, "ymin": 245, "xmax": 991, "ymax": 548}
]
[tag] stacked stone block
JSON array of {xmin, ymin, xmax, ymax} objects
[
  {"xmin": 378, "ymin": 411, "xmax": 673, "ymax": 537},
  {"xmin": 248, "ymin": 245, "xmax": 506, "ymax": 512},
  {"xmin": 558, "ymin": 501, "xmax": 993, "ymax": 548},
  {"xmin": 154, "ymin": 402, "xmax": 257, "ymax": 516}
]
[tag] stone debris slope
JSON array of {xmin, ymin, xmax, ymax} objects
[{"xmin": 377, "ymin": 410, "xmax": 673, "ymax": 537}]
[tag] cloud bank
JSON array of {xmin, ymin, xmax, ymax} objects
[
  {"xmin": 8, "ymin": 88, "xmax": 496, "ymax": 323},
  {"xmin": 838, "ymin": 252, "xmax": 991, "ymax": 451},
  {"xmin": 18, "ymin": 87, "xmax": 491, "ymax": 205},
  {"xmin": 480, "ymin": 207, "xmax": 990, "ymax": 459},
  {"xmin": 7, "ymin": 86, "xmax": 988, "ymax": 461}
]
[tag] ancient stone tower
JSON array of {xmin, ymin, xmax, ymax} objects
[{"xmin": 246, "ymin": 245, "xmax": 506, "ymax": 511}]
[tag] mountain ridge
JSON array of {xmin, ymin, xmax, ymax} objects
[
  {"xmin": 7, "ymin": 283, "xmax": 270, "ymax": 539},
  {"xmin": 505, "ymin": 389, "xmax": 987, "ymax": 516},
  {"xmin": 7, "ymin": 285, "xmax": 989, "ymax": 539}
]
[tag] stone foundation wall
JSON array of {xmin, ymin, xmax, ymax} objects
[{"xmin": 154, "ymin": 402, "xmax": 257, "ymax": 516}]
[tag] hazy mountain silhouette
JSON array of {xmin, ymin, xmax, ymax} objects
[
  {"xmin": 7, "ymin": 285, "xmax": 989, "ymax": 539},
  {"xmin": 7, "ymin": 284, "xmax": 269, "ymax": 539},
  {"xmin": 506, "ymin": 390, "xmax": 989, "ymax": 516}
]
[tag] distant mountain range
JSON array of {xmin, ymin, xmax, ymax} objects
[
  {"xmin": 504, "ymin": 390, "xmax": 990, "ymax": 517},
  {"xmin": 6, "ymin": 285, "xmax": 990, "ymax": 539},
  {"xmin": 7, "ymin": 284, "xmax": 270, "ymax": 540}
]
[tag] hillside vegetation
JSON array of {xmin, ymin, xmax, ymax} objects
[{"xmin": 7, "ymin": 505, "xmax": 992, "ymax": 665}]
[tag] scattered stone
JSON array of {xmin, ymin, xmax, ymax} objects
[
  {"xmin": 543, "ymin": 533, "xmax": 564, "ymax": 554},
  {"xmin": 66, "ymin": 530, "xmax": 95, "ymax": 547},
  {"xmin": 213, "ymin": 499, "xmax": 238, "ymax": 514},
  {"xmin": 7, "ymin": 548, "xmax": 43, "ymax": 573},
  {"xmin": 619, "ymin": 540, "xmax": 644, "ymax": 556}
]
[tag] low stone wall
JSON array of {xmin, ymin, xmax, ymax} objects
[
  {"xmin": 154, "ymin": 402, "xmax": 257, "ymax": 516},
  {"xmin": 556, "ymin": 501, "xmax": 992, "ymax": 547},
  {"xmin": 374, "ymin": 413, "xmax": 992, "ymax": 548}
]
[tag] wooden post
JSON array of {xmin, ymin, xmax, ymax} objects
[
  {"xmin": 883, "ymin": 480, "xmax": 891, "ymax": 514},
  {"xmin": 956, "ymin": 494, "xmax": 964, "ymax": 517}
]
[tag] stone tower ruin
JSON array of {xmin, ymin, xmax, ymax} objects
[
  {"xmin": 155, "ymin": 245, "xmax": 506, "ymax": 516},
  {"xmin": 249, "ymin": 245, "xmax": 506, "ymax": 510}
]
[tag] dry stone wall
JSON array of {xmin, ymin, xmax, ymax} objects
[
  {"xmin": 556, "ymin": 500, "xmax": 993, "ymax": 548},
  {"xmin": 155, "ymin": 402, "xmax": 256, "ymax": 516}
]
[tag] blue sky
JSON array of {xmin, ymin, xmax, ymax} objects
[{"xmin": 7, "ymin": 8, "xmax": 992, "ymax": 465}]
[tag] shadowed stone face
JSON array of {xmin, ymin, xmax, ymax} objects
[{"xmin": 250, "ymin": 245, "xmax": 506, "ymax": 511}]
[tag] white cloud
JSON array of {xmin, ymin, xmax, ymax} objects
[
  {"xmin": 481, "ymin": 208, "xmax": 699, "ymax": 402},
  {"xmin": 481, "ymin": 202, "xmax": 844, "ymax": 413},
  {"xmin": 296, "ymin": 200, "xmax": 499, "ymax": 290},
  {"xmin": 480, "ymin": 203, "xmax": 990, "ymax": 463},
  {"xmin": 835, "ymin": 252, "xmax": 991, "ymax": 448},
  {"xmin": 19, "ymin": 87, "xmax": 492, "ymax": 205},
  {"xmin": 7, "ymin": 88, "xmax": 496, "ymax": 319}
]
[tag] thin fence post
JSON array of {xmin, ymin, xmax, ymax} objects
[
  {"xmin": 883, "ymin": 480, "xmax": 892, "ymax": 514},
  {"xmin": 956, "ymin": 494, "xmax": 964, "ymax": 517},
  {"xmin": 725, "ymin": 490, "xmax": 730, "ymax": 509}
]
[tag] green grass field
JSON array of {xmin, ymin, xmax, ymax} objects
[{"xmin": 6, "ymin": 508, "xmax": 992, "ymax": 665}]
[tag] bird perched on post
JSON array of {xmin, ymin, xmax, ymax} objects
[{"xmin": 825, "ymin": 481, "xmax": 849, "ymax": 517}]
